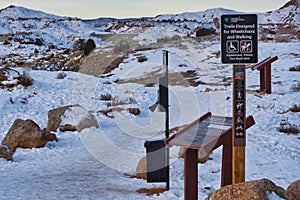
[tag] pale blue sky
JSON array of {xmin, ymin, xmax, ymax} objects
[{"xmin": 0, "ymin": 0, "xmax": 289, "ymax": 19}]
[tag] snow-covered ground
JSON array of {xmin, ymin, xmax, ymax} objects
[{"xmin": 0, "ymin": 38, "xmax": 299, "ymax": 199}]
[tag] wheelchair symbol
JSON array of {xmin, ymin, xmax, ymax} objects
[{"xmin": 226, "ymin": 40, "xmax": 239, "ymax": 53}]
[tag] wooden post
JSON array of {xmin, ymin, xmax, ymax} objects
[
  {"xmin": 233, "ymin": 146, "xmax": 245, "ymax": 183},
  {"xmin": 221, "ymin": 132, "xmax": 232, "ymax": 186},
  {"xmin": 265, "ymin": 64, "xmax": 272, "ymax": 94},
  {"xmin": 184, "ymin": 148, "xmax": 198, "ymax": 200},
  {"xmin": 260, "ymin": 68, "xmax": 265, "ymax": 92},
  {"xmin": 232, "ymin": 65, "xmax": 246, "ymax": 184}
]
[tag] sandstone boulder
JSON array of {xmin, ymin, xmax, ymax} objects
[
  {"xmin": 1, "ymin": 119, "xmax": 57, "ymax": 153},
  {"xmin": 287, "ymin": 180, "xmax": 300, "ymax": 200},
  {"xmin": 46, "ymin": 105, "xmax": 74, "ymax": 132},
  {"xmin": 0, "ymin": 145, "xmax": 13, "ymax": 160},
  {"xmin": 205, "ymin": 178, "xmax": 295, "ymax": 200},
  {"xmin": 178, "ymin": 147, "xmax": 211, "ymax": 164},
  {"xmin": 136, "ymin": 156, "xmax": 147, "ymax": 180},
  {"xmin": 47, "ymin": 105, "xmax": 99, "ymax": 133}
]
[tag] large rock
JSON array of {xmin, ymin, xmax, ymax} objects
[
  {"xmin": 47, "ymin": 105, "xmax": 99, "ymax": 133},
  {"xmin": 287, "ymin": 180, "xmax": 300, "ymax": 200},
  {"xmin": 178, "ymin": 147, "xmax": 211, "ymax": 164},
  {"xmin": 205, "ymin": 179, "xmax": 296, "ymax": 200},
  {"xmin": 136, "ymin": 156, "xmax": 147, "ymax": 180},
  {"xmin": 0, "ymin": 145, "xmax": 13, "ymax": 160},
  {"xmin": 46, "ymin": 105, "xmax": 74, "ymax": 132},
  {"xmin": 1, "ymin": 119, "xmax": 57, "ymax": 153}
]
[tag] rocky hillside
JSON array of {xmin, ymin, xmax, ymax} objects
[
  {"xmin": 0, "ymin": 0, "xmax": 299, "ymax": 71},
  {"xmin": 88, "ymin": 0, "xmax": 299, "ymax": 35}
]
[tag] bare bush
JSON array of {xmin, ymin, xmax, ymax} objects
[
  {"xmin": 83, "ymin": 39, "xmax": 96, "ymax": 56},
  {"xmin": 128, "ymin": 108, "xmax": 140, "ymax": 115},
  {"xmin": 137, "ymin": 55, "xmax": 148, "ymax": 63},
  {"xmin": 289, "ymin": 65, "xmax": 300, "ymax": 72},
  {"xmin": 278, "ymin": 119, "xmax": 300, "ymax": 134},
  {"xmin": 56, "ymin": 72, "xmax": 67, "ymax": 79},
  {"xmin": 195, "ymin": 28, "xmax": 216, "ymax": 37},
  {"xmin": 290, "ymin": 104, "xmax": 300, "ymax": 112},
  {"xmin": 17, "ymin": 71, "xmax": 33, "ymax": 87},
  {"xmin": 100, "ymin": 93, "xmax": 112, "ymax": 101}
]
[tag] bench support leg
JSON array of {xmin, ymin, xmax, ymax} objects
[
  {"xmin": 221, "ymin": 134, "xmax": 232, "ymax": 186},
  {"xmin": 265, "ymin": 64, "xmax": 272, "ymax": 94},
  {"xmin": 184, "ymin": 148, "xmax": 198, "ymax": 200},
  {"xmin": 260, "ymin": 69, "xmax": 265, "ymax": 92}
]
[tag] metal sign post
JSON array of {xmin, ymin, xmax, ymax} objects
[
  {"xmin": 162, "ymin": 50, "xmax": 170, "ymax": 190},
  {"xmin": 145, "ymin": 51, "xmax": 170, "ymax": 188},
  {"xmin": 221, "ymin": 14, "xmax": 258, "ymax": 184}
]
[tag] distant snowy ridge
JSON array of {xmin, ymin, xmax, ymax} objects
[
  {"xmin": 0, "ymin": 5, "xmax": 60, "ymax": 19},
  {"xmin": 0, "ymin": 5, "xmax": 99, "ymax": 50},
  {"xmin": 0, "ymin": 1, "xmax": 299, "ymax": 37},
  {"xmin": 0, "ymin": 0, "xmax": 299, "ymax": 67},
  {"xmin": 153, "ymin": 5, "xmax": 299, "ymax": 25},
  {"xmin": 153, "ymin": 8, "xmax": 239, "ymax": 23}
]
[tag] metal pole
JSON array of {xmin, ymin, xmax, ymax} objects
[{"xmin": 163, "ymin": 50, "xmax": 170, "ymax": 190}]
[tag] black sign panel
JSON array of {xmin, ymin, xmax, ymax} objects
[
  {"xmin": 221, "ymin": 14, "xmax": 258, "ymax": 64},
  {"xmin": 233, "ymin": 65, "xmax": 246, "ymax": 146}
]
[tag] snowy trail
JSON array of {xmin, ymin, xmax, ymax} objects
[{"xmin": 0, "ymin": 40, "xmax": 299, "ymax": 199}]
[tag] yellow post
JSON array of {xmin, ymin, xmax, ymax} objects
[{"xmin": 232, "ymin": 146, "xmax": 245, "ymax": 183}]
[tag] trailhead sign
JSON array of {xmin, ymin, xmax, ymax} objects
[{"xmin": 221, "ymin": 14, "xmax": 258, "ymax": 64}]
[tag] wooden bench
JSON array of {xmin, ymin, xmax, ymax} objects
[
  {"xmin": 249, "ymin": 56, "xmax": 278, "ymax": 94},
  {"xmin": 165, "ymin": 112, "xmax": 255, "ymax": 200}
]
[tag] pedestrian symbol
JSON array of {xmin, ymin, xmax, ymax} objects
[
  {"xmin": 226, "ymin": 40, "xmax": 239, "ymax": 53},
  {"xmin": 240, "ymin": 40, "xmax": 252, "ymax": 53}
]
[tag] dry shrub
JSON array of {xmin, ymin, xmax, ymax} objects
[
  {"xmin": 128, "ymin": 108, "xmax": 140, "ymax": 115},
  {"xmin": 137, "ymin": 55, "xmax": 147, "ymax": 62},
  {"xmin": 99, "ymin": 109, "xmax": 114, "ymax": 118},
  {"xmin": 100, "ymin": 93, "xmax": 112, "ymax": 101},
  {"xmin": 56, "ymin": 72, "xmax": 67, "ymax": 79},
  {"xmin": 289, "ymin": 65, "xmax": 300, "ymax": 72},
  {"xmin": 83, "ymin": 39, "xmax": 96, "ymax": 56},
  {"xmin": 99, "ymin": 107, "xmax": 124, "ymax": 118},
  {"xmin": 278, "ymin": 119, "xmax": 300, "ymax": 134},
  {"xmin": 17, "ymin": 71, "xmax": 33, "ymax": 87},
  {"xmin": 145, "ymin": 82, "xmax": 155, "ymax": 87},
  {"xmin": 278, "ymin": 126, "xmax": 300, "ymax": 134},
  {"xmin": 290, "ymin": 104, "xmax": 300, "ymax": 112},
  {"xmin": 195, "ymin": 27, "xmax": 216, "ymax": 37}
]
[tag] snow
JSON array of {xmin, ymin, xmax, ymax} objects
[
  {"xmin": 0, "ymin": 38, "xmax": 299, "ymax": 199},
  {"xmin": 154, "ymin": 8, "xmax": 239, "ymax": 23},
  {"xmin": 267, "ymin": 192, "xmax": 285, "ymax": 200},
  {"xmin": 0, "ymin": 5, "xmax": 60, "ymax": 19},
  {"xmin": 0, "ymin": 2, "xmax": 299, "ymax": 199},
  {"xmin": 133, "ymin": 27, "xmax": 184, "ymax": 46}
]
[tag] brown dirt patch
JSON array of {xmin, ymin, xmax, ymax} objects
[{"xmin": 136, "ymin": 187, "xmax": 167, "ymax": 196}]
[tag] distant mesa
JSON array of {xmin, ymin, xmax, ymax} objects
[{"xmin": 280, "ymin": 0, "xmax": 300, "ymax": 9}]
